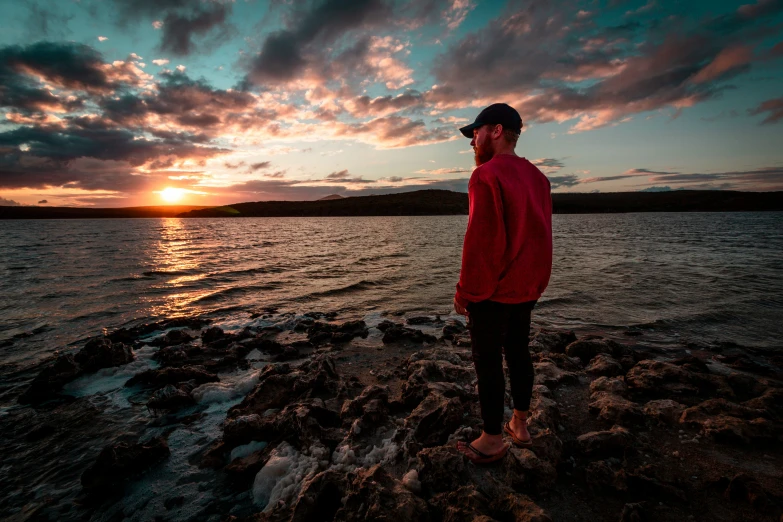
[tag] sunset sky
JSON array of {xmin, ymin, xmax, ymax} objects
[{"xmin": 1, "ymin": 0, "xmax": 782, "ymax": 207}]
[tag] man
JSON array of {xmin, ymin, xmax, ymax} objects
[{"xmin": 453, "ymin": 103, "xmax": 553, "ymax": 464}]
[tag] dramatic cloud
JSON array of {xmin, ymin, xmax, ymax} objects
[
  {"xmin": 748, "ymin": 97, "xmax": 783, "ymax": 124},
  {"xmin": 0, "ymin": 196, "xmax": 22, "ymax": 206},
  {"xmin": 577, "ymin": 166, "xmax": 783, "ymax": 191}
]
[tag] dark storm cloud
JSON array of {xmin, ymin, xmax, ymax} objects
[
  {"xmin": 579, "ymin": 166, "xmax": 783, "ymax": 190},
  {"xmin": 748, "ymin": 97, "xmax": 783, "ymax": 124},
  {"xmin": 246, "ymin": 0, "xmax": 389, "ymax": 85},
  {"xmin": 110, "ymin": 0, "xmax": 235, "ymax": 56},
  {"xmin": 547, "ymin": 175, "xmax": 582, "ymax": 189},
  {"xmin": 429, "ymin": 0, "xmax": 782, "ymax": 131}
]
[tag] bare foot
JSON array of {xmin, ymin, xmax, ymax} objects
[
  {"xmin": 456, "ymin": 431, "xmax": 508, "ymax": 461},
  {"xmin": 509, "ymin": 409, "xmax": 531, "ymax": 443}
]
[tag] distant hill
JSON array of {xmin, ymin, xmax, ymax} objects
[
  {"xmin": 177, "ymin": 189, "xmax": 783, "ymax": 218},
  {"xmin": 0, "ymin": 205, "xmax": 210, "ymax": 219},
  {"xmin": 2, "ymin": 190, "xmax": 781, "ymax": 219},
  {"xmin": 318, "ymin": 194, "xmax": 346, "ymax": 201}
]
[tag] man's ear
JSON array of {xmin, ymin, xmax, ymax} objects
[{"xmin": 491, "ymin": 124, "xmax": 503, "ymax": 139}]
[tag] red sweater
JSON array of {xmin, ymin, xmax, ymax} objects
[{"xmin": 455, "ymin": 154, "xmax": 552, "ymax": 308}]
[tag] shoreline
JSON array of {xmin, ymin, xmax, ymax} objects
[{"xmin": 1, "ymin": 309, "xmax": 781, "ymax": 520}]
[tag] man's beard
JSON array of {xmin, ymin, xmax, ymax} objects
[{"xmin": 474, "ymin": 139, "xmax": 494, "ymax": 166}]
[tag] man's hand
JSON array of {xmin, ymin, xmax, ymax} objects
[{"xmin": 454, "ymin": 297, "xmax": 469, "ymax": 317}]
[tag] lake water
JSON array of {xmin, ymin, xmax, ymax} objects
[{"xmin": 2, "ymin": 212, "xmax": 782, "ymax": 376}]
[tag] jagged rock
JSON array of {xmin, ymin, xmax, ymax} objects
[
  {"xmin": 417, "ymin": 445, "xmax": 469, "ymax": 494},
  {"xmin": 586, "ymin": 354, "xmax": 624, "ymax": 377},
  {"xmin": 503, "ymin": 447, "xmax": 557, "ymax": 493},
  {"xmin": 577, "ymin": 425, "xmax": 633, "ymax": 457},
  {"xmin": 585, "ymin": 460, "xmax": 616, "ymax": 494},
  {"xmin": 409, "ymin": 348, "xmax": 468, "ymax": 366},
  {"xmin": 307, "ymin": 320, "xmax": 369, "ymax": 345},
  {"xmin": 402, "ymin": 358, "xmax": 474, "ymax": 408},
  {"xmin": 565, "ymin": 337, "xmax": 630, "ymax": 365},
  {"xmin": 150, "ymin": 328, "xmax": 194, "ymax": 347},
  {"xmin": 535, "ymin": 352, "xmax": 582, "ymax": 372},
  {"xmin": 155, "ymin": 345, "xmax": 190, "ymax": 366},
  {"xmin": 147, "ymin": 384, "xmax": 195, "ymax": 412},
  {"xmin": 722, "ymin": 473, "xmax": 777, "ymax": 514},
  {"xmin": 19, "ymin": 354, "xmax": 83, "ymax": 404},
  {"xmin": 642, "ymin": 399, "xmax": 685, "ymax": 424},
  {"xmin": 125, "ymin": 366, "xmax": 219, "ymax": 388},
  {"xmin": 275, "ymin": 346, "xmax": 300, "ymax": 361},
  {"xmin": 290, "ymin": 469, "xmax": 350, "ymax": 522},
  {"xmin": 619, "ymin": 502, "xmax": 647, "ymax": 522},
  {"xmin": 224, "ymin": 448, "xmax": 272, "ymax": 486},
  {"xmin": 81, "ymin": 436, "xmax": 170, "ymax": 493},
  {"xmin": 533, "ymin": 360, "xmax": 579, "ymax": 388},
  {"xmin": 74, "ymin": 338, "xmax": 135, "ymax": 372},
  {"xmin": 589, "ymin": 392, "xmax": 643, "ymax": 424},
  {"xmin": 224, "ymin": 414, "xmax": 264, "ymax": 446},
  {"xmin": 726, "ymin": 372, "xmax": 768, "ymax": 401},
  {"xmin": 429, "ymin": 485, "xmax": 491, "ymax": 521},
  {"xmin": 407, "ymin": 316, "xmax": 438, "ymax": 325},
  {"xmin": 590, "ymin": 376, "xmax": 628, "ymax": 396},
  {"xmin": 679, "ymin": 398, "xmax": 777, "ymax": 444},
  {"xmin": 340, "ymin": 385, "xmax": 390, "ymax": 420},
  {"xmin": 494, "ymin": 492, "xmax": 553, "ymax": 522},
  {"xmin": 530, "ymin": 329, "xmax": 577, "ymax": 354},
  {"xmin": 334, "ymin": 464, "xmax": 431, "ymax": 521},
  {"xmin": 201, "ymin": 326, "xmax": 227, "ymax": 344},
  {"xmin": 614, "ymin": 465, "xmax": 687, "ymax": 501},
  {"xmin": 743, "ymin": 387, "xmax": 783, "ymax": 420},
  {"xmin": 625, "ymin": 359, "xmax": 734, "ymax": 404},
  {"xmin": 530, "ymin": 428, "xmax": 563, "ymax": 464},
  {"xmin": 528, "ymin": 393, "xmax": 561, "ymax": 433},
  {"xmin": 405, "ymin": 392, "xmax": 463, "ymax": 447},
  {"xmin": 382, "ymin": 325, "xmax": 438, "ymax": 344},
  {"xmin": 441, "ymin": 320, "xmax": 467, "ymax": 341}
]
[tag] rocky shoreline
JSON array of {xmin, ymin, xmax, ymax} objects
[{"xmin": 2, "ymin": 310, "xmax": 782, "ymax": 521}]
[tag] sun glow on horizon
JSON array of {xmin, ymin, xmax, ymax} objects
[{"xmin": 158, "ymin": 187, "xmax": 187, "ymax": 203}]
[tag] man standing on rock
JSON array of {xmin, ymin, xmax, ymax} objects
[{"xmin": 453, "ymin": 103, "xmax": 553, "ymax": 464}]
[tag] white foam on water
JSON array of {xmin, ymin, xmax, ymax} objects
[
  {"xmin": 330, "ymin": 429, "xmax": 399, "ymax": 471},
  {"xmin": 192, "ymin": 369, "xmax": 261, "ymax": 404},
  {"xmin": 252, "ymin": 442, "xmax": 322, "ymax": 512},
  {"xmin": 62, "ymin": 345, "xmax": 158, "ymax": 398},
  {"xmin": 230, "ymin": 440, "xmax": 268, "ymax": 462}
]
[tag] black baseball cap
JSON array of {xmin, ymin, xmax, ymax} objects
[{"xmin": 459, "ymin": 103, "xmax": 523, "ymax": 138}]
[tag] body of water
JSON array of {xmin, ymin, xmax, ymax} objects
[{"xmin": 2, "ymin": 212, "xmax": 782, "ymax": 375}]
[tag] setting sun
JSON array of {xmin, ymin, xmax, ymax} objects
[{"xmin": 159, "ymin": 187, "xmax": 186, "ymax": 203}]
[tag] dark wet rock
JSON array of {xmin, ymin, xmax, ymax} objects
[
  {"xmin": 721, "ymin": 353, "xmax": 780, "ymax": 378},
  {"xmin": 376, "ymin": 320, "xmax": 398, "ymax": 331},
  {"xmin": 528, "ymin": 392, "xmax": 561, "ymax": 433},
  {"xmin": 495, "ymin": 493, "xmax": 553, "ymax": 522},
  {"xmin": 585, "ymin": 460, "xmax": 617, "ymax": 494},
  {"xmin": 589, "ymin": 376, "xmax": 628, "ymax": 396},
  {"xmin": 405, "ymin": 392, "xmax": 463, "ymax": 447},
  {"xmin": 722, "ymin": 473, "xmax": 778, "ymax": 515},
  {"xmin": 125, "ymin": 366, "xmax": 219, "ymax": 388},
  {"xmin": 565, "ymin": 337, "xmax": 630, "ymax": 365},
  {"xmin": 81, "ymin": 436, "xmax": 170, "ymax": 493},
  {"xmin": 416, "ymin": 445, "xmax": 468, "ymax": 494},
  {"xmin": 382, "ymin": 324, "xmax": 438, "ymax": 344},
  {"xmin": 530, "ymin": 427, "xmax": 563, "ymax": 464},
  {"xmin": 407, "ymin": 315, "xmax": 439, "ymax": 325},
  {"xmin": 224, "ymin": 414, "xmax": 264, "ymax": 446},
  {"xmin": 589, "ymin": 392, "xmax": 643, "ymax": 424},
  {"xmin": 290, "ymin": 469, "xmax": 350, "ymax": 522},
  {"xmin": 224, "ymin": 448, "xmax": 272, "ymax": 486},
  {"xmin": 619, "ymin": 502, "xmax": 647, "ymax": 522},
  {"xmin": 726, "ymin": 372, "xmax": 769, "ymax": 401},
  {"xmin": 25, "ymin": 423, "xmax": 57, "ymax": 442},
  {"xmin": 74, "ymin": 338, "xmax": 134, "ymax": 373},
  {"xmin": 586, "ymin": 354, "xmax": 624, "ymax": 377},
  {"xmin": 441, "ymin": 319, "xmax": 467, "ymax": 341},
  {"xmin": 340, "ymin": 385, "xmax": 389, "ymax": 420},
  {"xmin": 533, "ymin": 360, "xmax": 579, "ymax": 388},
  {"xmin": 201, "ymin": 326, "xmax": 227, "ymax": 344},
  {"xmin": 530, "ymin": 329, "xmax": 577, "ymax": 354},
  {"xmin": 334, "ymin": 464, "xmax": 431, "ymax": 521},
  {"xmin": 743, "ymin": 387, "xmax": 783, "ymax": 420},
  {"xmin": 196, "ymin": 439, "xmax": 228, "ymax": 469},
  {"xmin": 409, "ymin": 348, "xmax": 468, "ymax": 366},
  {"xmin": 164, "ymin": 496, "xmax": 185, "ymax": 510},
  {"xmin": 535, "ymin": 352, "xmax": 583, "ymax": 372},
  {"xmin": 275, "ymin": 346, "xmax": 300, "ymax": 361},
  {"xmin": 19, "ymin": 354, "xmax": 83, "ymax": 404},
  {"xmin": 614, "ymin": 465, "xmax": 687, "ymax": 502},
  {"xmin": 307, "ymin": 320, "xmax": 369, "ymax": 345},
  {"xmin": 679, "ymin": 398, "xmax": 778, "ymax": 444},
  {"xmin": 401, "ymin": 380, "xmax": 475, "ymax": 410},
  {"xmin": 577, "ymin": 425, "xmax": 634, "ymax": 457},
  {"xmin": 428, "ymin": 485, "xmax": 490, "ymax": 521},
  {"xmin": 503, "ymin": 447, "xmax": 558, "ymax": 493},
  {"xmin": 642, "ymin": 399, "xmax": 685, "ymax": 425},
  {"xmin": 625, "ymin": 359, "xmax": 734, "ymax": 404},
  {"xmin": 147, "ymin": 384, "xmax": 195, "ymax": 413},
  {"xmin": 150, "ymin": 328, "xmax": 195, "ymax": 347},
  {"xmin": 155, "ymin": 345, "xmax": 190, "ymax": 366}
]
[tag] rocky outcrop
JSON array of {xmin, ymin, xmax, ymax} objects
[
  {"xmin": 74, "ymin": 338, "xmax": 135, "ymax": 372},
  {"xmin": 19, "ymin": 354, "xmax": 83, "ymax": 404},
  {"xmin": 577, "ymin": 425, "xmax": 634, "ymax": 457},
  {"xmin": 588, "ymin": 391, "xmax": 643, "ymax": 424},
  {"xmin": 586, "ymin": 354, "xmax": 624, "ymax": 376},
  {"xmin": 81, "ymin": 436, "xmax": 170, "ymax": 494},
  {"xmin": 679, "ymin": 398, "xmax": 779, "ymax": 444},
  {"xmin": 565, "ymin": 337, "xmax": 629, "ymax": 365}
]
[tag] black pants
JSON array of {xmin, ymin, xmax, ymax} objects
[{"xmin": 467, "ymin": 300, "xmax": 536, "ymax": 436}]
